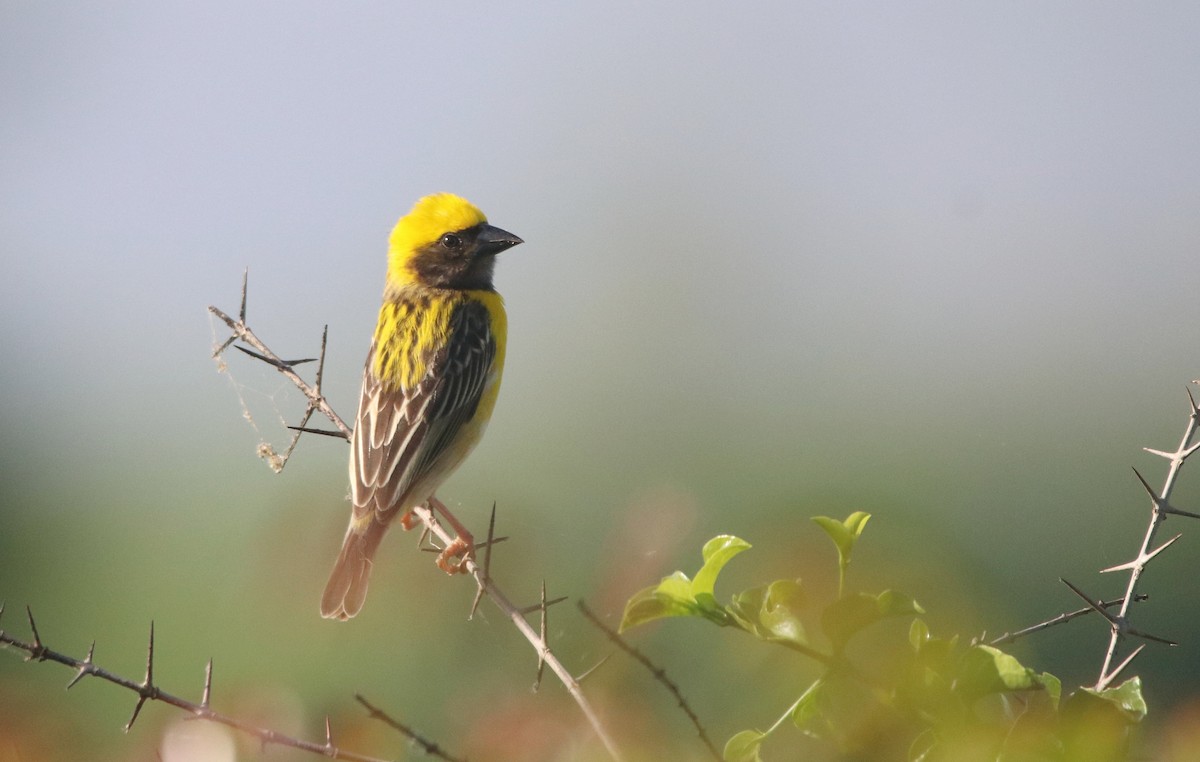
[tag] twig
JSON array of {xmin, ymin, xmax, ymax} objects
[
  {"xmin": 578, "ymin": 601, "xmax": 722, "ymax": 762},
  {"xmin": 354, "ymin": 695, "xmax": 465, "ymax": 762},
  {"xmin": 412, "ymin": 505, "xmax": 623, "ymax": 761},
  {"xmin": 210, "ymin": 272, "xmax": 350, "ymax": 458},
  {"xmin": 0, "ymin": 605, "xmax": 395, "ymax": 762},
  {"xmin": 982, "ymin": 594, "xmax": 1148, "ymax": 647},
  {"xmin": 529, "ymin": 581, "xmax": 568, "ymax": 693},
  {"xmin": 1094, "ymin": 383, "xmax": 1200, "ymax": 689},
  {"xmin": 1060, "ymin": 579, "xmax": 1175, "ymax": 648},
  {"xmin": 209, "ymin": 277, "xmax": 624, "ymax": 761},
  {"xmin": 469, "ymin": 503, "xmax": 500, "ymax": 619}
]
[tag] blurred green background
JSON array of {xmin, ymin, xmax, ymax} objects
[{"xmin": 3, "ymin": 2, "xmax": 1200, "ymax": 760}]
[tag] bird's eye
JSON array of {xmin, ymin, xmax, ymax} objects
[{"xmin": 440, "ymin": 233, "xmax": 463, "ymax": 250}]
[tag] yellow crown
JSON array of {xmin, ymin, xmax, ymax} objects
[{"xmin": 389, "ymin": 193, "xmax": 487, "ymax": 256}]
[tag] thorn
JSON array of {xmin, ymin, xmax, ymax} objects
[
  {"xmin": 125, "ymin": 696, "xmax": 149, "ymax": 732},
  {"xmin": 1060, "ymin": 579, "xmax": 1119, "ymax": 625},
  {"xmin": 1162, "ymin": 504, "xmax": 1200, "ymax": 520},
  {"xmin": 518, "ymin": 596, "xmax": 569, "ymax": 616},
  {"xmin": 534, "ymin": 581, "xmax": 548, "ymax": 693},
  {"xmin": 1145, "ymin": 533, "xmax": 1183, "ymax": 561},
  {"xmin": 1127, "ymin": 627, "xmax": 1178, "ymax": 647},
  {"xmin": 211, "ymin": 332, "xmax": 238, "ymax": 359},
  {"xmin": 126, "ymin": 622, "xmax": 157, "ymax": 729},
  {"xmin": 315, "ymin": 325, "xmax": 329, "ymax": 393},
  {"xmin": 239, "ymin": 268, "xmax": 249, "ymax": 322},
  {"xmin": 324, "ymin": 716, "xmax": 333, "ymax": 749},
  {"xmin": 470, "ymin": 502, "xmax": 501, "ymax": 620},
  {"xmin": 574, "ymin": 653, "xmax": 612, "ymax": 684},
  {"xmin": 1143, "ymin": 447, "xmax": 1176, "ymax": 460},
  {"xmin": 201, "ymin": 658, "xmax": 213, "ymax": 709},
  {"xmin": 469, "ymin": 586, "xmax": 486, "ymax": 621},
  {"xmin": 1102, "ymin": 644, "xmax": 1146, "ymax": 687},
  {"xmin": 1100, "ymin": 534, "xmax": 1183, "ymax": 573},
  {"xmin": 66, "ymin": 641, "xmax": 96, "ymax": 689},
  {"xmin": 285, "ymin": 425, "xmax": 348, "ymax": 439},
  {"xmin": 475, "ymin": 536, "xmax": 508, "ymax": 551},
  {"xmin": 25, "ymin": 606, "xmax": 43, "ymax": 654},
  {"xmin": 233, "ymin": 345, "xmax": 267, "ymax": 361},
  {"xmin": 484, "ymin": 502, "xmax": 498, "ymax": 579},
  {"xmin": 1187, "ymin": 385, "xmax": 1198, "ymax": 415},
  {"xmin": 414, "ymin": 520, "xmax": 447, "ymax": 557},
  {"xmin": 1129, "ymin": 469, "xmax": 1198, "ymax": 517},
  {"xmin": 144, "ymin": 621, "xmax": 156, "ymax": 690},
  {"xmin": 233, "ymin": 345, "xmax": 316, "ymax": 368},
  {"xmin": 1132, "ymin": 467, "xmax": 1159, "ymax": 502}
]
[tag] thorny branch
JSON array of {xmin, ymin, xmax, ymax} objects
[
  {"xmin": 980, "ymin": 594, "xmax": 1148, "ymax": 647},
  {"xmin": 1091, "ymin": 382, "xmax": 1200, "ymax": 689},
  {"xmin": 0, "ymin": 605, "xmax": 397, "ymax": 762},
  {"xmin": 578, "ymin": 601, "xmax": 722, "ymax": 762},
  {"xmin": 210, "ymin": 270, "xmax": 349, "ymax": 472},
  {"xmin": 209, "ymin": 273, "xmax": 623, "ymax": 761},
  {"xmin": 355, "ymin": 695, "xmax": 465, "ymax": 762}
]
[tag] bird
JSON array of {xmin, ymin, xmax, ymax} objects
[{"xmin": 320, "ymin": 193, "xmax": 522, "ymax": 620}]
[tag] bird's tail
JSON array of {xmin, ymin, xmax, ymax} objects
[{"xmin": 320, "ymin": 520, "xmax": 387, "ymax": 620}]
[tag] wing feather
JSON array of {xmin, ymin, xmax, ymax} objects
[{"xmin": 348, "ymin": 299, "xmax": 496, "ymax": 525}]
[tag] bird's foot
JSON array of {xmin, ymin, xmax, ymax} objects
[{"xmin": 435, "ymin": 533, "xmax": 474, "ymax": 575}]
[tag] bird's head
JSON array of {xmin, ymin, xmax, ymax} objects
[{"xmin": 386, "ymin": 193, "xmax": 522, "ymax": 291}]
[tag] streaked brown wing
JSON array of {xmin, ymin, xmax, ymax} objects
[
  {"xmin": 349, "ymin": 300, "xmax": 496, "ymax": 522},
  {"xmin": 410, "ymin": 302, "xmax": 496, "ymax": 481}
]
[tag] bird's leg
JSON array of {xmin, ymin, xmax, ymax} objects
[{"xmin": 427, "ymin": 495, "xmax": 474, "ymax": 574}]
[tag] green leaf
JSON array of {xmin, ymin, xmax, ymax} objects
[
  {"xmin": 1040, "ymin": 671, "xmax": 1062, "ymax": 710},
  {"xmin": 843, "ymin": 510, "xmax": 871, "ymax": 537},
  {"xmin": 877, "ymin": 589, "xmax": 924, "ymax": 617},
  {"xmin": 758, "ymin": 579, "xmax": 808, "ymax": 645},
  {"xmin": 1057, "ymin": 678, "xmax": 1145, "ymax": 760},
  {"xmin": 620, "ymin": 581, "xmax": 698, "ymax": 630},
  {"xmin": 821, "ymin": 590, "xmax": 924, "ymax": 649},
  {"xmin": 812, "ymin": 512, "xmax": 870, "ymax": 566},
  {"xmin": 655, "ymin": 570, "xmax": 696, "ymax": 601},
  {"xmin": 1077, "ymin": 677, "xmax": 1147, "ymax": 722},
  {"xmin": 905, "ymin": 618, "xmax": 961, "ymax": 677},
  {"xmin": 908, "ymin": 618, "xmax": 930, "ymax": 652},
  {"xmin": 727, "ymin": 578, "xmax": 809, "ymax": 648},
  {"xmin": 693, "ymin": 535, "xmax": 752, "ymax": 600},
  {"xmin": 723, "ymin": 730, "xmax": 766, "ymax": 762},
  {"xmin": 619, "ymin": 537, "xmax": 749, "ymax": 631},
  {"xmin": 955, "ymin": 645, "xmax": 1048, "ymax": 700}
]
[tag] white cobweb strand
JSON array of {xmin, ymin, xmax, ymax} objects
[{"xmin": 210, "ymin": 315, "xmax": 300, "ymax": 474}]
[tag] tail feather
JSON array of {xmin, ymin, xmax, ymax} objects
[{"xmin": 320, "ymin": 521, "xmax": 388, "ymax": 620}]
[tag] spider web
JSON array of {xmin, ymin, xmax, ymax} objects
[{"xmin": 209, "ymin": 314, "xmax": 308, "ymax": 473}]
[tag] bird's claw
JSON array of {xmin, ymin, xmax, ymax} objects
[{"xmin": 436, "ymin": 535, "xmax": 474, "ymax": 574}]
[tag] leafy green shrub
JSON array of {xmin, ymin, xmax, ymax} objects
[{"xmin": 620, "ymin": 514, "xmax": 1145, "ymax": 761}]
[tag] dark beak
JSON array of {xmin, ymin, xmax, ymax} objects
[{"xmin": 475, "ymin": 224, "xmax": 523, "ymax": 257}]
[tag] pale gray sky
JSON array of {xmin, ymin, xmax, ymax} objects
[{"xmin": 4, "ymin": 0, "xmax": 1198, "ymax": 543}]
